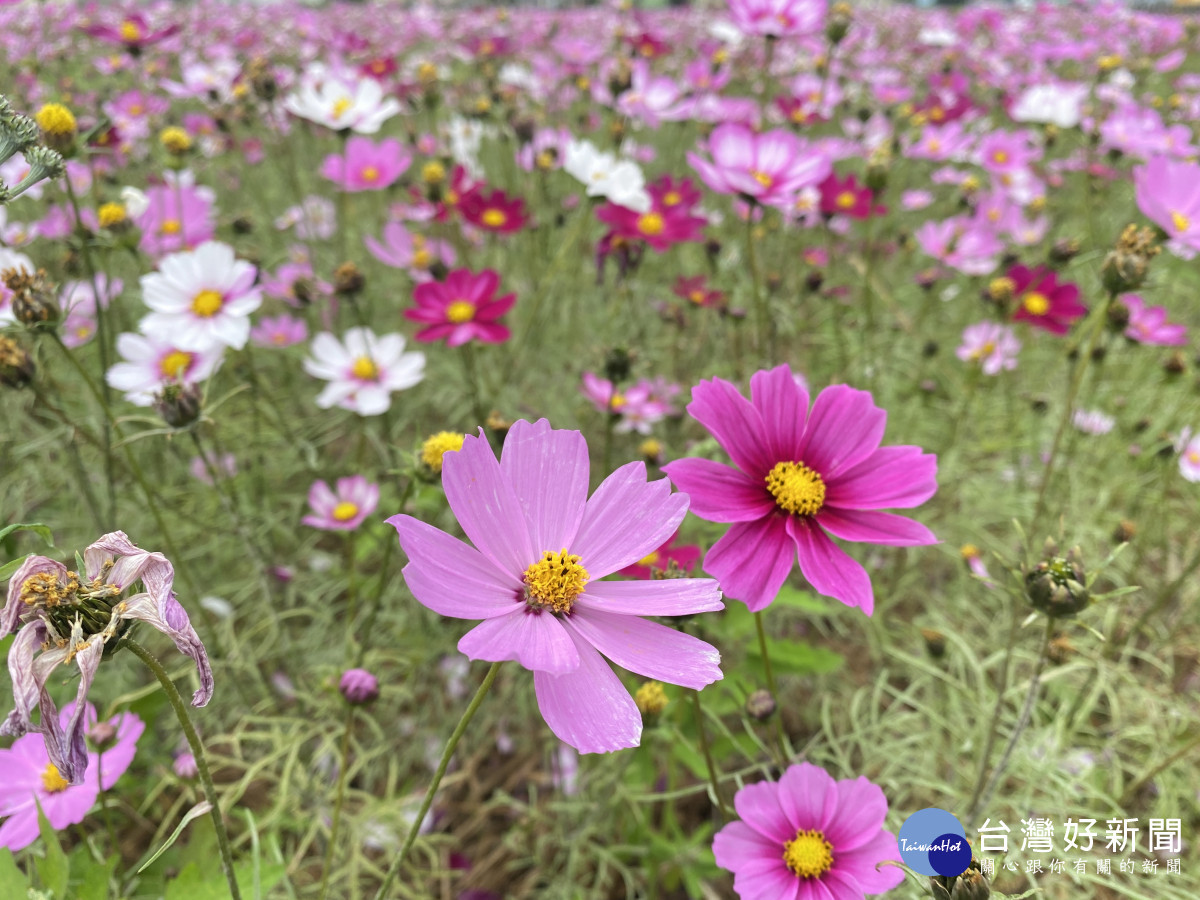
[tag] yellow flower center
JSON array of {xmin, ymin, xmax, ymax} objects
[
  {"xmin": 421, "ymin": 431, "xmax": 465, "ymax": 472},
  {"xmin": 637, "ymin": 550, "xmax": 660, "ymax": 568},
  {"xmin": 751, "ymin": 170, "xmax": 773, "ymax": 188},
  {"xmin": 75, "ymin": 324, "xmax": 93, "ymax": 339},
  {"xmin": 191, "ymin": 289, "xmax": 223, "ymax": 318},
  {"xmin": 35, "ymin": 103, "xmax": 77, "ymax": 136},
  {"xmin": 960, "ymin": 543, "xmax": 980, "ymax": 559},
  {"xmin": 412, "ymin": 248, "xmax": 433, "ymax": 269},
  {"xmin": 159, "ymin": 126, "xmax": 191, "ymax": 154},
  {"xmin": 637, "ymin": 212, "xmax": 665, "ymax": 235},
  {"xmin": 635, "ymin": 681, "xmax": 668, "ymax": 714},
  {"xmin": 352, "ymin": 356, "xmax": 378, "ymax": 380},
  {"xmin": 765, "ymin": 461, "xmax": 827, "ymax": 517},
  {"xmin": 446, "ymin": 300, "xmax": 476, "ymax": 323},
  {"xmin": 927, "ymin": 138, "xmax": 941, "ymax": 153},
  {"xmin": 332, "ymin": 501, "xmax": 359, "ymax": 522},
  {"xmin": 119, "ymin": 20, "xmax": 143, "ymax": 42},
  {"xmin": 160, "ymin": 218, "xmax": 182, "ymax": 235},
  {"xmin": 422, "ymin": 161, "xmax": 446, "ymax": 185},
  {"xmin": 331, "ymin": 97, "xmax": 353, "ymax": 120},
  {"xmin": 1023, "ymin": 292, "xmax": 1050, "ymax": 316},
  {"xmin": 610, "ymin": 393, "xmax": 626, "ymax": 411},
  {"xmin": 987, "ymin": 208, "xmax": 1001, "ymax": 223},
  {"xmin": 972, "ymin": 340, "xmax": 996, "ymax": 360},
  {"xmin": 481, "ymin": 208, "xmax": 507, "ymax": 228},
  {"xmin": 98, "ymin": 202, "xmax": 127, "ymax": 228},
  {"xmin": 1171, "ymin": 210, "xmax": 1190, "ymax": 233},
  {"xmin": 41, "ymin": 764, "xmax": 70, "ymax": 793},
  {"xmin": 160, "ymin": 350, "xmax": 192, "ymax": 378},
  {"xmin": 662, "ymin": 191, "xmax": 682, "ymax": 206},
  {"xmin": 993, "ymin": 150, "xmax": 1009, "ymax": 164},
  {"xmin": 361, "ymin": 165, "xmax": 380, "ymax": 182},
  {"xmin": 836, "ymin": 190, "xmax": 857, "ymax": 210},
  {"xmin": 783, "ymin": 829, "xmax": 834, "ymax": 879},
  {"xmin": 522, "ymin": 549, "xmax": 589, "ymax": 615},
  {"xmin": 688, "ymin": 289, "xmax": 706, "ymax": 304}
]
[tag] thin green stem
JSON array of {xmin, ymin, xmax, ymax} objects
[
  {"xmin": 754, "ymin": 610, "xmax": 787, "ymax": 765},
  {"xmin": 372, "ymin": 661, "xmax": 502, "ymax": 900},
  {"xmin": 964, "ymin": 592, "xmax": 1021, "ymax": 821},
  {"xmin": 317, "ymin": 705, "xmax": 356, "ymax": 900},
  {"xmin": 690, "ymin": 690, "xmax": 729, "ymax": 819},
  {"xmin": 745, "ymin": 211, "xmax": 771, "ymax": 361},
  {"xmin": 119, "ymin": 637, "xmax": 241, "ymax": 900}
]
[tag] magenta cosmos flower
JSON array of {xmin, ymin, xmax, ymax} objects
[
  {"xmin": 662, "ymin": 365, "xmax": 937, "ymax": 614},
  {"xmin": 388, "ymin": 419, "xmax": 724, "ymax": 753},
  {"xmin": 321, "ymin": 136, "xmax": 413, "ymax": 192},
  {"xmin": 1007, "ymin": 264, "xmax": 1086, "ymax": 335},
  {"xmin": 687, "ymin": 124, "xmax": 832, "ymax": 210},
  {"xmin": 303, "ymin": 476, "xmax": 380, "ymax": 531},
  {"xmin": 728, "ymin": 0, "xmax": 827, "ymax": 38},
  {"xmin": 0, "ymin": 703, "xmax": 142, "ymax": 851},
  {"xmin": 712, "ymin": 762, "xmax": 904, "ymax": 900},
  {"xmin": 406, "ymin": 269, "xmax": 515, "ymax": 346}
]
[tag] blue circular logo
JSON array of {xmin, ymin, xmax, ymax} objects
[{"xmin": 898, "ymin": 808, "xmax": 969, "ymax": 877}]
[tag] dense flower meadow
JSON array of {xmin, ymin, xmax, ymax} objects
[{"xmin": 1, "ymin": 0, "xmax": 1199, "ymax": 897}]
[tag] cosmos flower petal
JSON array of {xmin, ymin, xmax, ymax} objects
[
  {"xmin": 564, "ymin": 607, "xmax": 721, "ymax": 689},
  {"xmin": 789, "ymin": 517, "xmax": 874, "ymax": 615},
  {"xmin": 777, "ymin": 762, "xmax": 839, "ymax": 831},
  {"xmin": 750, "ymin": 364, "xmax": 809, "ymax": 461},
  {"xmin": 814, "ymin": 509, "xmax": 938, "ymax": 547},
  {"xmin": 688, "ymin": 377, "xmax": 774, "ymax": 475},
  {"xmin": 662, "ymin": 457, "xmax": 775, "ymax": 522},
  {"xmin": 500, "ymin": 419, "xmax": 589, "ymax": 551},
  {"xmin": 732, "ymin": 778, "xmax": 796, "ymax": 843},
  {"xmin": 572, "ymin": 462, "xmax": 687, "ymax": 577},
  {"xmin": 0, "ymin": 805, "xmax": 43, "ymax": 853},
  {"xmin": 702, "ymin": 517, "xmax": 794, "ymax": 612},
  {"xmin": 711, "ymin": 820, "xmax": 781, "ymax": 872},
  {"xmin": 3, "ymin": 557, "xmax": 68, "ymax": 636},
  {"xmin": 532, "ymin": 628, "xmax": 641, "ymax": 754},
  {"xmin": 117, "ymin": 593, "xmax": 213, "ymax": 707},
  {"xmin": 575, "ymin": 578, "xmax": 723, "ymax": 616},
  {"xmin": 0, "ymin": 622, "xmax": 47, "ymax": 738},
  {"xmin": 734, "ymin": 859, "xmax": 801, "ymax": 900},
  {"xmin": 797, "ymin": 386, "xmax": 887, "ymax": 479},
  {"xmin": 832, "ymin": 829, "xmax": 905, "ymax": 892},
  {"xmin": 825, "ymin": 445, "xmax": 937, "ymax": 510},
  {"xmin": 458, "ymin": 610, "xmax": 581, "ymax": 674}
]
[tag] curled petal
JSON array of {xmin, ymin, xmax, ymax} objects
[
  {"xmin": 3, "ymin": 556, "xmax": 68, "ymax": 636},
  {"xmin": 117, "ymin": 592, "xmax": 214, "ymax": 706},
  {"xmin": 0, "ymin": 621, "xmax": 47, "ymax": 738}
]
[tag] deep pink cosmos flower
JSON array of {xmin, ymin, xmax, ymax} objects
[
  {"xmin": 459, "ymin": 188, "xmax": 530, "ymax": 235},
  {"xmin": 728, "ymin": 0, "xmax": 827, "ymax": 38},
  {"xmin": 662, "ymin": 365, "xmax": 937, "ymax": 614},
  {"xmin": 0, "ymin": 703, "xmax": 143, "ymax": 851},
  {"xmin": 1133, "ymin": 156, "xmax": 1200, "ymax": 251},
  {"xmin": 320, "ymin": 136, "xmax": 412, "ymax": 192},
  {"xmin": 1120, "ymin": 294, "xmax": 1187, "ymax": 346},
  {"xmin": 619, "ymin": 531, "xmax": 702, "ymax": 580},
  {"xmin": 818, "ymin": 172, "xmax": 880, "ymax": 220},
  {"xmin": 406, "ymin": 269, "xmax": 515, "ymax": 346},
  {"xmin": 1007, "ymin": 265, "xmax": 1086, "ymax": 335},
  {"xmin": 304, "ymin": 476, "xmax": 380, "ymax": 531},
  {"xmin": 687, "ymin": 124, "xmax": 832, "ymax": 211},
  {"xmin": 80, "ymin": 13, "xmax": 180, "ymax": 52},
  {"xmin": 595, "ymin": 177, "xmax": 707, "ymax": 252},
  {"xmin": 388, "ymin": 419, "xmax": 724, "ymax": 753},
  {"xmin": 673, "ymin": 275, "xmax": 727, "ymax": 310},
  {"xmin": 712, "ymin": 762, "xmax": 904, "ymax": 900}
]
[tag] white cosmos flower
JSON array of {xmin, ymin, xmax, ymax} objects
[
  {"xmin": 303, "ymin": 327, "xmax": 425, "ymax": 417},
  {"xmin": 139, "ymin": 241, "xmax": 262, "ymax": 351},
  {"xmin": 283, "ymin": 63, "xmax": 400, "ymax": 134},
  {"xmin": 1011, "ymin": 83, "xmax": 1089, "ymax": 129},
  {"xmin": 119, "ymin": 186, "xmax": 150, "ymax": 218},
  {"xmin": 563, "ymin": 139, "xmax": 652, "ymax": 213},
  {"xmin": 106, "ymin": 332, "xmax": 225, "ymax": 406}
]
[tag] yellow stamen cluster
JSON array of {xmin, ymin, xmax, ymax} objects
[
  {"xmin": 35, "ymin": 103, "xmax": 77, "ymax": 137},
  {"xmin": 160, "ymin": 218, "xmax": 182, "ymax": 236},
  {"xmin": 332, "ymin": 502, "xmax": 359, "ymax": 522},
  {"xmin": 191, "ymin": 289, "xmax": 223, "ymax": 318},
  {"xmin": 159, "ymin": 350, "xmax": 192, "ymax": 378},
  {"xmin": 41, "ymin": 764, "xmax": 70, "ymax": 793},
  {"xmin": 480, "ymin": 208, "xmax": 507, "ymax": 228},
  {"xmin": 20, "ymin": 571, "xmax": 81, "ymax": 608},
  {"xmin": 1022, "ymin": 292, "xmax": 1050, "ymax": 316},
  {"xmin": 352, "ymin": 356, "xmax": 379, "ymax": 381},
  {"xmin": 159, "ymin": 126, "xmax": 191, "ymax": 155},
  {"xmin": 421, "ymin": 431, "xmax": 465, "ymax": 473},
  {"xmin": 960, "ymin": 544, "xmax": 980, "ymax": 560},
  {"xmin": 751, "ymin": 170, "xmax": 773, "ymax": 188},
  {"xmin": 98, "ymin": 202, "xmax": 127, "ymax": 229},
  {"xmin": 765, "ymin": 461, "xmax": 827, "ymax": 517},
  {"xmin": 422, "ymin": 161, "xmax": 446, "ymax": 185},
  {"xmin": 446, "ymin": 300, "xmax": 475, "ymax": 323},
  {"xmin": 637, "ymin": 212, "xmax": 665, "ymax": 236},
  {"xmin": 635, "ymin": 681, "xmax": 668, "ymax": 715},
  {"xmin": 783, "ymin": 829, "xmax": 835, "ymax": 879},
  {"xmin": 522, "ymin": 549, "xmax": 588, "ymax": 615},
  {"xmin": 987, "ymin": 277, "xmax": 1015, "ymax": 303}
]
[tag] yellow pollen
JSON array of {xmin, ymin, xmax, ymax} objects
[
  {"xmin": 191, "ymin": 289, "xmax": 223, "ymax": 318},
  {"xmin": 765, "ymin": 460, "xmax": 826, "ymax": 517},
  {"xmin": 522, "ymin": 549, "xmax": 589, "ymax": 614},
  {"xmin": 536, "ymin": 150, "xmax": 555, "ymax": 170},
  {"xmin": 362, "ymin": 165, "xmax": 380, "ymax": 182},
  {"xmin": 1023, "ymin": 292, "xmax": 1050, "ymax": 316},
  {"xmin": 637, "ymin": 212, "xmax": 665, "ymax": 236},
  {"xmin": 271, "ymin": 333, "xmax": 287, "ymax": 345},
  {"xmin": 160, "ymin": 218, "xmax": 182, "ymax": 236},
  {"xmin": 35, "ymin": 103, "xmax": 77, "ymax": 137},
  {"xmin": 422, "ymin": 161, "xmax": 446, "ymax": 185},
  {"xmin": 637, "ymin": 550, "xmax": 660, "ymax": 568},
  {"xmin": 930, "ymin": 106, "xmax": 946, "ymax": 121},
  {"xmin": 481, "ymin": 208, "xmax": 508, "ymax": 228},
  {"xmin": 98, "ymin": 202, "xmax": 127, "ymax": 228},
  {"xmin": 159, "ymin": 350, "xmax": 192, "ymax": 378},
  {"xmin": 159, "ymin": 126, "xmax": 191, "ymax": 155},
  {"xmin": 987, "ymin": 208, "xmax": 1001, "ymax": 223},
  {"xmin": 1189, "ymin": 450, "xmax": 1200, "ymax": 464},
  {"xmin": 1171, "ymin": 210, "xmax": 1190, "ymax": 233},
  {"xmin": 412, "ymin": 248, "xmax": 433, "ymax": 269},
  {"xmin": 972, "ymin": 340, "xmax": 996, "ymax": 360},
  {"xmin": 662, "ymin": 191, "xmax": 682, "ymax": 206},
  {"xmin": 331, "ymin": 97, "xmax": 353, "ymax": 120},
  {"xmin": 610, "ymin": 393, "xmax": 626, "ymax": 410},
  {"xmin": 445, "ymin": 189, "xmax": 460, "ymax": 205},
  {"xmin": 993, "ymin": 150, "xmax": 1009, "ymax": 164},
  {"xmin": 635, "ymin": 681, "xmax": 668, "ymax": 714},
  {"xmin": 421, "ymin": 431, "xmax": 465, "ymax": 472},
  {"xmin": 791, "ymin": 108, "xmax": 807, "ymax": 123},
  {"xmin": 446, "ymin": 300, "xmax": 475, "ymax": 323},
  {"xmin": 927, "ymin": 139, "xmax": 941, "ymax": 153},
  {"xmin": 75, "ymin": 325, "xmax": 93, "ymax": 339},
  {"xmin": 751, "ymin": 170, "xmax": 773, "ymax": 188},
  {"xmin": 688, "ymin": 289, "xmax": 706, "ymax": 304},
  {"xmin": 119, "ymin": 20, "xmax": 143, "ymax": 42},
  {"xmin": 352, "ymin": 356, "xmax": 378, "ymax": 381},
  {"xmin": 332, "ymin": 501, "xmax": 359, "ymax": 522},
  {"xmin": 129, "ymin": 103, "xmax": 144, "ymax": 116},
  {"xmin": 783, "ymin": 829, "xmax": 834, "ymax": 879},
  {"xmin": 960, "ymin": 543, "xmax": 980, "ymax": 559},
  {"xmin": 836, "ymin": 190, "xmax": 857, "ymax": 210},
  {"xmin": 41, "ymin": 764, "xmax": 70, "ymax": 793}
]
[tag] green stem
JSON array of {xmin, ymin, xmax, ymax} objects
[
  {"xmin": 317, "ymin": 705, "xmax": 356, "ymax": 900},
  {"xmin": 690, "ymin": 690, "xmax": 729, "ymax": 819},
  {"xmin": 119, "ymin": 637, "xmax": 241, "ymax": 900},
  {"xmin": 745, "ymin": 211, "xmax": 771, "ymax": 361},
  {"xmin": 754, "ymin": 610, "xmax": 787, "ymax": 765},
  {"xmin": 372, "ymin": 661, "xmax": 502, "ymax": 900}
]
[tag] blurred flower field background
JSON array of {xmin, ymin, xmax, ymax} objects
[{"xmin": 1, "ymin": 0, "xmax": 1200, "ymax": 898}]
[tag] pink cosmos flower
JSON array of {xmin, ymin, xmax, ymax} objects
[
  {"xmin": 106, "ymin": 332, "xmax": 225, "ymax": 406},
  {"xmin": 712, "ymin": 762, "xmax": 904, "ymax": 900},
  {"xmin": 365, "ymin": 223, "xmax": 456, "ymax": 282},
  {"xmin": 80, "ymin": 13, "xmax": 180, "ymax": 51},
  {"xmin": 687, "ymin": 123, "xmax": 832, "ymax": 211},
  {"xmin": 662, "ymin": 365, "xmax": 938, "ymax": 614},
  {"xmin": 251, "ymin": 314, "xmax": 309, "ymax": 348},
  {"xmin": 581, "ymin": 374, "xmax": 673, "ymax": 435},
  {"xmin": 1133, "ymin": 156, "xmax": 1200, "ymax": 251},
  {"xmin": 956, "ymin": 321, "xmax": 1021, "ymax": 375},
  {"xmin": 976, "ymin": 130, "xmax": 1040, "ymax": 175},
  {"xmin": 1177, "ymin": 428, "xmax": 1200, "ymax": 482},
  {"xmin": 406, "ymin": 268, "xmax": 515, "ymax": 346},
  {"xmin": 1008, "ymin": 265, "xmax": 1086, "ymax": 335},
  {"xmin": 303, "ymin": 476, "xmax": 380, "ymax": 531},
  {"xmin": 136, "ymin": 178, "xmax": 216, "ymax": 258},
  {"xmin": 388, "ymin": 419, "xmax": 724, "ymax": 753},
  {"xmin": 619, "ymin": 531, "xmax": 702, "ymax": 579},
  {"xmin": 0, "ymin": 704, "xmax": 143, "ymax": 851},
  {"xmin": 914, "ymin": 216, "xmax": 1002, "ymax": 276},
  {"xmin": 728, "ymin": 0, "xmax": 827, "ymax": 38},
  {"xmin": 321, "ymin": 136, "xmax": 412, "ymax": 192},
  {"xmin": 1120, "ymin": 294, "xmax": 1187, "ymax": 346},
  {"xmin": 189, "ymin": 452, "xmax": 237, "ymax": 485}
]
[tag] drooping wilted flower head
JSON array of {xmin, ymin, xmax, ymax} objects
[{"xmin": 1, "ymin": 532, "xmax": 212, "ymax": 784}]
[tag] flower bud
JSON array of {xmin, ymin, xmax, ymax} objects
[
  {"xmin": 0, "ymin": 336, "xmax": 35, "ymax": 388},
  {"xmin": 88, "ymin": 721, "xmax": 118, "ymax": 751},
  {"xmin": 1049, "ymin": 238, "xmax": 1080, "ymax": 265},
  {"xmin": 921, "ymin": 628, "xmax": 947, "ymax": 659},
  {"xmin": 634, "ymin": 680, "xmax": 668, "ymax": 716},
  {"xmin": 154, "ymin": 383, "xmax": 203, "ymax": 428},
  {"xmin": 745, "ymin": 688, "xmax": 776, "ymax": 721},
  {"xmin": 333, "ymin": 261, "xmax": 365, "ymax": 297},
  {"xmin": 603, "ymin": 347, "xmax": 634, "ymax": 384},
  {"xmin": 35, "ymin": 103, "xmax": 78, "ymax": 156},
  {"xmin": 159, "ymin": 126, "xmax": 192, "ymax": 157},
  {"xmin": 419, "ymin": 430, "xmax": 465, "ymax": 476},
  {"xmin": 1101, "ymin": 224, "xmax": 1160, "ymax": 294},
  {"xmin": 339, "ymin": 668, "xmax": 380, "ymax": 705},
  {"xmin": 1026, "ymin": 547, "xmax": 1089, "ymax": 618},
  {"xmin": 930, "ymin": 856, "xmax": 991, "ymax": 900},
  {"xmin": 4, "ymin": 267, "xmax": 60, "ymax": 328}
]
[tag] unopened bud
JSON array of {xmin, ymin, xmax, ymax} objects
[
  {"xmin": 339, "ymin": 668, "xmax": 380, "ymax": 705},
  {"xmin": 154, "ymin": 383, "xmax": 203, "ymax": 428},
  {"xmin": 0, "ymin": 335, "xmax": 35, "ymax": 388},
  {"xmin": 333, "ymin": 261, "xmax": 365, "ymax": 296},
  {"xmin": 745, "ymin": 688, "xmax": 776, "ymax": 720}
]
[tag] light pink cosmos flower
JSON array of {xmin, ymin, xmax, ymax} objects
[
  {"xmin": 616, "ymin": 61, "xmax": 685, "ymax": 128},
  {"xmin": 1134, "ymin": 156, "xmax": 1200, "ymax": 251},
  {"xmin": 320, "ymin": 136, "xmax": 412, "ymax": 192},
  {"xmin": 0, "ymin": 704, "xmax": 143, "ymax": 851},
  {"xmin": 106, "ymin": 332, "xmax": 224, "ymax": 406},
  {"xmin": 914, "ymin": 216, "xmax": 1002, "ymax": 276},
  {"xmin": 303, "ymin": 476, "xmax": 380, "ymax": 531},
  {"xmin": 1120, "ymin": 294, "xmax": 1187, "ymax": 346},
  {"xmin": 1176, "ymin": 428, "xmax": 1200, "ymax": 482},
  {"xmin": 303, "ymin": 327, "xmax": 425, "ymax": 416},
  {"xmin": 251, "ymin": 314, "xmax": 309, "ymax": 348},
  {"xmin": 712, "ymin": 762, "xmax": 904, "ymax": 900},
  {"xmin": 189, "ymin": 452, "xmax": 237, "ymax": 485},
  {"xmin": 1072, "ymin": 409, "xmax": 1114, "ymax": 436},
  {"xmin": 136, "ymin": 176, "xmax": 216, "ymax": 257},
  {"xmin": 727, "ymin": 0, "xmax": 827, "ymax": 38},
  {"xmin": 388, "ymin": 419, "xmax": 724, "ymax": 753},
  {"xmin": 956, "ymin": 321, "xmax": 1021, "ymax": 375},
  {"xmin": 687, "ymin": 123, "xmax": 832, "ymax": 210},
  {"xmin": 364, "ymin": 222, "xmax": 457, "ymax": 282},
  {"xmin": 581, "ymin": 374, "xmax": 673, "ymax": 435},
  {"xmin": 663, "ymin": 365, "xmax": 938, "ymax": 614}
]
